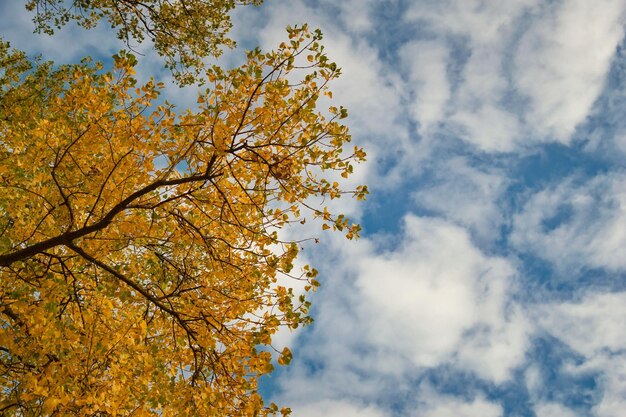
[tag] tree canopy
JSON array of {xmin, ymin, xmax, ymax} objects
[
  {"xmin": 0, "ymin": 3, "xmax": 366, "ymax": 416},
  {"xmin": 27, "ymin": 0, "xmax": 263, "ymax": 85}
]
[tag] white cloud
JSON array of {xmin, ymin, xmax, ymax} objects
[
  {"xmin": 289, "ymin": 400, "xmax": 389, "ymax": 417},
  {"xmin": 537, "ymin": 291, "xmax": 626, "ymax": 357},
  {"xmin": 404, "ymin": 0, "xmax": 626, "ymax": 151},
  {"xmin": 412, "ymin": 158, "xmax": 508, "ymax": 243},
  {"xmin": 355, "ymin": 216, "xmax": 528, "ymax": 382},
  {"xmin": 456, "ymin": 306, "xmax": 530, "ymax": 383},
  {"xmin": 535, "ymin": 291, "xmax": 626, "ymax": 417},
  {"xmin": 417, "ymin": 398, "xmax": 501, "ymax": 417},
  {"xmin": 0, "ymin": 3, "xmax": 125, "ymax": 63},
  {"xmin": 451, "ymin": 106, "xmax": 522, "ymax": 152},
  {"xmin": 271, "ymin": 215, "xmax": 528, "ymax": 413},
  {"xmin": 524, "ymin": 364, "xmax": 543, "ymax": 397},
  {"xmin": 325, "ymin": 0, "xmax": 377, "ymax": 34},
  {"xmin": 401, "ymin": 40, "xmax": 451, "ymax": 133},
  {"xmin": 511, "ymin": 173, "xmax": 626, "ymax": 272},
  {"xmin": 514, "ymin": 0, "xmax": 626, "ymax": 142},
  {"xmin": 406, "ymin": 0, "xmax": 537, "ymax": 44},
  {"xmin": 589, "ymin": 355, "xmax": 626, "ymax": 417},
  {"xmin": 534, "ymin": 402, "xmax": 580, "ymax": 417},
  {"xmin": 613, "ymin": 132, "xmax": 626, "ymax": 155},
  {"xmin": 414, "ymin": 384, "xmax": 502, "ymax": 417},
  {"xmin": 404, "ymin": 0, "xmax": 538, "ymax": 152}
]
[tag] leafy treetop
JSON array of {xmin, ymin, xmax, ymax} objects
[
  {"xmin": 27, "ymin": 0, "xmax": 264, "ymax": 85},
  {"xmin": 0, "ymin": 25, "xmax": 366, "ymax": 416}
]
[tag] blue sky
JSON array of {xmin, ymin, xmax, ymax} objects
[{"xmin": 3, "ymin": 1, "xmax": 626, "ymax": 416}]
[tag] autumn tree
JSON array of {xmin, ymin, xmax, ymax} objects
[
  {"xmin": 27, "ymin": 0, "xmax": 264, "ymax": 85},
  {"xmin": 0, "ymin": 4, "xmax": 366, "ymax": 416}
]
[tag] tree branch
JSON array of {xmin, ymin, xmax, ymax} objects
[
  {"xmin": 0, "ymin": 159, "xmax": 218, "ymax": 267},
  {"xmin": 65, "ymin": 242, "xmax": 197, "ymax": 342}
]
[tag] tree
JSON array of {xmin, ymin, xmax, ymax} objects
[
  {"xmin": 0, "ymin": 5, "xmax": 366, "ymax": 416},
  {"xmin": 27, "ymin": 0, "xmax": 264, "ymax": 85}
]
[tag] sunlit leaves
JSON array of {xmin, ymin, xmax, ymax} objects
[{"xmin": 0, "ymin": 25, "xmax": 365, "ymax": 416}]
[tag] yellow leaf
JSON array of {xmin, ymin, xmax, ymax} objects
[{"xmin": 277, "ymin": 347, "xmax": 292, "ymax": 366}]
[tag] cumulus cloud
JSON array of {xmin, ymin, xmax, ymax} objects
[
  {"xmin": 451, "ymin": 106, "xmax": 522, "ymax": 152},
  {"xmin": 511, "ymin": 172, "xmax": 626, "ymax": 272},
  {"xmin": 355, "ymin": 215, "xmax": 528, "ymax": 382},
  {"xmin": 273, "ymin": 214, "xmax": 527, "ymax": 412}
]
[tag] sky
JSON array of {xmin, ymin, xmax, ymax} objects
[{"xmin": 3, "ymin": 0, "xmax": 626, "ymax": 416}]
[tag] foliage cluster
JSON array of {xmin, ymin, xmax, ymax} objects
[{"xmin": 0, "ymin": 2, "xmax": 366, "ymax": 416}]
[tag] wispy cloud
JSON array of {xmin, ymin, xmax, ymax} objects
[
  {"xmin": 535, "ymin": 291, "xmax": 626, "ymax": 416},
  {"xmin": 534, "ymin": 402, "xmax": 580, "ymax": 417},
  {"xmin": 511, "ymin": 172, "xmax": 626, "ymax": 273},
  {"xmin": 285, "ymin": 400, "xmax": 389, "ymax": 417},
  {"xmin": 414, "ymin": 383, "xmax": 503, "ymax": 417},
  {"xmin": 405, "ymin": 0, "xmax": 536, "ymax": 152},
  {"xmin": 514, "ymin": 0, "xmax": 626, "ymax": 142},
  {"xmin": 402, "ymin": 0, "xmax": 626, "ymax": 152},
  {"xmin": 400, "ymin": 40, "xmax": 451, "ymax": 134}
]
